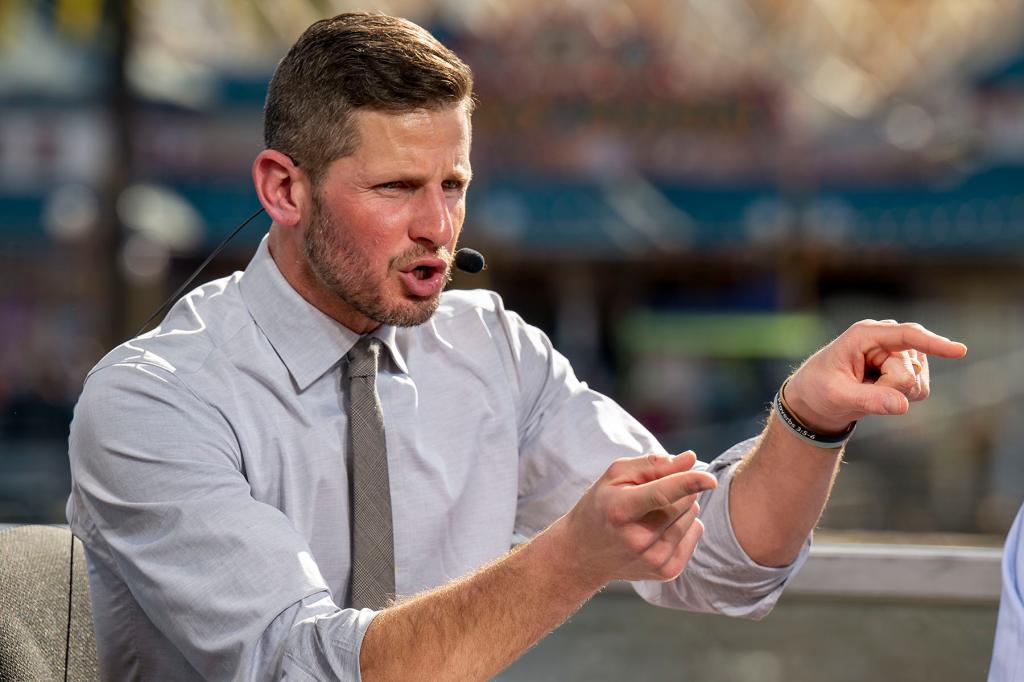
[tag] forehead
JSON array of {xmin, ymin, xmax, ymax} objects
[{"xmin": 346, "ymin": 105, "xmax": 472, "ymax": 169}]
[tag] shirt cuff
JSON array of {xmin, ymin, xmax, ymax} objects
[
  {"xmin": 633, "ymin": 436, "xmax": 811, "ymax": 620},
  {"xmin": 274, "ymin": 593, "xmax": 380, "ymax": 681}
]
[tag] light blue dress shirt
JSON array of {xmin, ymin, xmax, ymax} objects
[
  {"xmin": 990, "ymin": 504, "xmax": 1024, "ymax": 680},
  {"xmin": 67, "ymin": 236, "xmax": 807, "ymax": 681}
]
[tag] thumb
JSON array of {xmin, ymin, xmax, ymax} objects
[{"xmin": 845, "ymin": 382, "xmax": 909, "ymax": 416}]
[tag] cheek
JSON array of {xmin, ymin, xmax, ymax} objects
[
  {"xmin": 450, "ymin": 201, "xmax": 467, "ymax": 239},
  {"xmin": 341, "ymin": 232, "xmax": 390, "ymax": 273},
  {"xmin": 332, "ymin": 206, "xmax": 396, "ymax": 257},
  {"xmin": 356, "ymin": 200, "xmax": 412, "ymax": 244}
]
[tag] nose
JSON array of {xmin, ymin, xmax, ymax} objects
[{"xmin": 409, "ymin": 185, "xmax": 455, "ymax": 250}]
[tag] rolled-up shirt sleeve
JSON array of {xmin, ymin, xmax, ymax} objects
[
  {"xmin": 68, "ymin": 362, "xmax": 373, "ymax": 680},
  {"xmin": 632, "ymin": 437, "xmax": 810, "ymax": 619},
  {"xmin": 494, "ymin": 301, "xmax": 808, "ymax": 620},
  {"xmin": 257, "ymin": 594, "xmax": 377, "ymax": 680}
]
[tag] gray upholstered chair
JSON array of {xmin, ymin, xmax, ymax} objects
[{"xmin": 0, "ymin": 525, "xmax": 99, "ymax": 681}]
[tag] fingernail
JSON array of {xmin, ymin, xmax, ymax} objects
[{"xmin": 884, "ymin": 394, "xmax": 899, "ymax": 413}]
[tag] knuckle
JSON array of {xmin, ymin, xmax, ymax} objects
[
  {"xmin": 642, "ymin": 542, "xmax": 668, "ymax": 567},
  {"xmin": 656, "ymin": 543, "xmax": 677, "ymax": 568},
  {"xmin": 642, "ymin": 453, "xmax": 668, "ymax": 477},
  {"xmin": 662, "ymin": 523, "xmax": 683, "ymax": 547},
  {"xmin": 661, "ymin": 543, "xmax": 696, "ymax": 580},
  {"xmin": 607, "ymin": 458, "xmax": 631, "ymax": 477},
  {"xmin": 693, "ymin": 518, "xmax": 706, "ymax": 538},
  {"xmin": 612, "ymin": 456, "xmax": 633, "ymax": 470},
  {"xmin": 896, "ymin": 375, "xmax": 916, "ymax": 391},
  {"xmin": 676, "ymin": 504, "xmax": 697, "ymax": 525},
  {"xmin": 605, "ymin": 502, "xmax": 630, "ymax": 526},
  {"xmin": 625, "ymin": 534, "xmax": 649, "ymax": 555},
  {"xmin": 648, "ymin": 488, "xmax": 672, "ymax": 510},
  {"xmin": 657, "ymin": 562, "xmax": 682, "ymax": 581}
]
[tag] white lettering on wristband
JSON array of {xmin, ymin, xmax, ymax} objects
[{"xmin": 772, "ymin": 388, "xmax": 856, "ymax": 449}]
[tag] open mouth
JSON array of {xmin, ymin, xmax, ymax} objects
[
  {"xmin": 397, "ymin": 257, "xmax": 449, "ymax": 298},
  {"xmin": 412, "ymin": 264, "xmax": 437, "ymax": 280}
]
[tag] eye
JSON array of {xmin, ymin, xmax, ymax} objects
[
  {"xmin": 376, "ymin": 181, "xmax": 408, "ymax": 190},
  {"xmin": 443, "ymin": 179, "xmax": 467, "ymax": 192}
]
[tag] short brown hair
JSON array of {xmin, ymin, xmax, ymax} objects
[{"xmin": 263, "ymin": 13, "xmax": 474, "ymax": 185}]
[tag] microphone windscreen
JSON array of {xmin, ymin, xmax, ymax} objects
[{"xmin": 454, "ymin": 248, "xmax": 486, "ymax": 274}]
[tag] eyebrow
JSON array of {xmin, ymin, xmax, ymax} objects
[{"xmin": 377, "ymin": 168, "xmax": 472, "ymax": 185}]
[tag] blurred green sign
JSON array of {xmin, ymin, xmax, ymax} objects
[{"xmin": 617, "ymin": 312, "xmax": 826, "ymax": 359}]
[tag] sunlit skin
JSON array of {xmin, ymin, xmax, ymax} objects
[{"xmin": 254, "ymin": 103, "xmax": 473, "ymax": 333}]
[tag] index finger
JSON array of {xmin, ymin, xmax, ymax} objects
[
  {"xmin": 625, "ymin": 470, "xmax": 718, "ymax": 516},
  {"xmin": 858, "ymin": 323, "xmax": 967, "ymax": 359}
]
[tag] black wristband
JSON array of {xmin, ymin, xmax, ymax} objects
[{"xmin": 773, "ymin": 382, "xmax": 855, "ymax": 449}]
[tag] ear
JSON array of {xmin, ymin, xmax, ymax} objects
[{"xmin": 252, "ymin": 149, "xmax": 307, "ymax": 227}]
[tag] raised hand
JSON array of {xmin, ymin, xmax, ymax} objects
[
  {"xmin": 559, "ymin": 451, "xmax": 718, "ymax": 586},
  {"xmin": 784, "ymin": 319, "xmax": 968, "ymax": 434}
]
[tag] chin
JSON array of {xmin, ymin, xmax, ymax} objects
[{"xmin": 377, "ymin": 297, "xmax": 441, "ymax": 328}]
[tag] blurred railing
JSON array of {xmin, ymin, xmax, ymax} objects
[
  {"xmin": 787, "ymin": 540, "xmax": 1001, "ymax": 602},
  {"xmin": 503, "ymin": 537, "xmax": 1003, "ymax": 681}
]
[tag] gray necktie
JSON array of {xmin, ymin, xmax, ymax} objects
[{"xmin": 347, "ymin": 337, "xmax": 396, "ymax": 610}]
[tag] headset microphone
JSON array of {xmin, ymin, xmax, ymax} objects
[{"xmin": 453, "ymin": 247, "xmax": 486, "ymax": 274}]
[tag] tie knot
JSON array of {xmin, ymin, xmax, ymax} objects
[{"xmin": 348, "ymin": 337, "xmax": 382, "ymax": 378}]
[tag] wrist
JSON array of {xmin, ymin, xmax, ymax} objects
[
  {"xmin": 781, "ymin": 377, "xmax": 854, "ymax": 435},
  {"xmin": 542, "ymin": 514, "xmax": 610, "ymax": 593},
  {"xmin": 774, "ymin": 378, "xmax": 855, "ymax": 449}
]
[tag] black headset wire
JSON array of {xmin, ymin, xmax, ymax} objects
[{"xmin": 135, "ymin": 206, "xmax": 267, "ymax": 337}]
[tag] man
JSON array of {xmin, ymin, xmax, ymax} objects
[
  {"xmin": 989, "ymin": 503, "xmax": 1024, "ymax": 680},
  {"xmin": 67, "ymin": 13, "xmax": 967, "ymax": 681}
]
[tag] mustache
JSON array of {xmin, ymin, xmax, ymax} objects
[{"xmin": 388, "ymin": 245, "xmax": 454, "ymax": 271}]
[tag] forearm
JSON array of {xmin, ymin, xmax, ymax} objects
[
  {"xmin": 727, "ymin": 320, "xmax": 967, "ymax": 568},
  {"xmin": 729, "ymin": 414, "xmax": 842, "ymax": 567},
  {"xmin": 359, "ymin": 520, "xmax": 602, "ymax": 681}
]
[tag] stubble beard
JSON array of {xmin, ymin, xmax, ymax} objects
[{"xmin": 303, "ymin": 195, "xmax": 452, "ymax": 328}]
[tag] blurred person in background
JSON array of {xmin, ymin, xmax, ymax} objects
[
  {"xmin": 65, "ymin": 12, "xmax": 968, "ymax": 681},
  {"xmin": 989, "ymin": 502, "xmax": 1024, "ymax": 680}
]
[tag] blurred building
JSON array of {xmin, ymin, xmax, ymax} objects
[{"xmin": 3, "ymin": 0, "xmax": 1024, "ymax": 540}]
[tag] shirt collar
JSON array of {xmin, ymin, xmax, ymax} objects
[{"xmin": 239, "ymin": 236, "xmax": 409, "ymax": 390}]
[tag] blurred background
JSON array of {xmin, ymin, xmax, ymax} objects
[
  {"xmin": 1, "ymin": 0, "xmax": 1022, "ymax": 678},
  {"xmin": 6, "ymin": 0, "xmax": 1024, "ymax": 536}
]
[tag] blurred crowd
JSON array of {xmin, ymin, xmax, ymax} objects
[{"xmin": 3, "ymin": 0, "xmax": 1024, "ymax": 537}]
